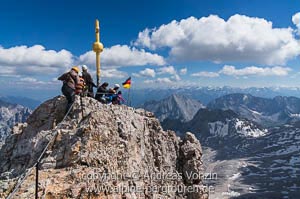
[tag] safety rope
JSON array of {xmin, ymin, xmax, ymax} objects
[
  {"xmin": 6, "ymin": 95, "xmax": 132, "ymax": 199},
  {"xmin": 6, "ymin": 102, "xmax": 76, "ymax": 199}
]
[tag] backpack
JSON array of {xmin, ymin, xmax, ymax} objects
[{"xmin": 75, "ymin": 77, "xmax": 86, "ymax": 94}]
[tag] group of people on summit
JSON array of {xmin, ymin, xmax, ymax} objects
[{"xmin": 58, "ymin": 66, "xmax": 125, "ymax": 112}]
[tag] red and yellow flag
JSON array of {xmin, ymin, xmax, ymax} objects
[{"xmin": 122, "ymin": 77, "xmax": 131, "ymax": 89}]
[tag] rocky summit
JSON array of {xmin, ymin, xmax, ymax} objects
[{"xmin": 0, "ymin": 96, "xmax": 208, "ymax": 199}]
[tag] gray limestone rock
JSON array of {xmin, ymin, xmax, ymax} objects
[{"xmin": 0, "ymin": 96, "xmax": 208, "ymax": 199}]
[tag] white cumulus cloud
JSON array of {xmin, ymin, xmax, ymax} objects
[
  {"xmin": 79, "ymin": 45, "xmax": 165, "ymax": 68},
  {"xmin": 191, "ymin": 65, "xmax": 291, "ymax": 78},
  {"xmin": 0, "ymin": 45, "xmax": 73, "ymax": 76},
  {"xmin": 179, "ymin": 67, "xmax": 187, "ymax": 75},
  {"xmin": 156, "ymin": 65, "xmax": 181, "ymax": 81},
  {"xmin": 0, "ymin": 45, "xmax": 73, "ymax": 67},
  {"xmin": 0, "ymin": 44, "xmax": 164, "ymax": 84},
  {"xmin": 292, "ymin": 12, "xmax": 300, "ymax": 29},
  {"xmin": 135, "ymin": 14, "xmax": 300, "ymax": 65},
  {"xmin": 20, "ymin": 77, "xmax": 39, "ymax": 82},
  {"xmin": 133, "ymin": 68, "xmax": 156, "ymax": 78},
  {"xmin": 191, "ymin": 71, "xmax": 220, "ymax": 78},
  {"xmin": 134, "ymin": 65, "xmax": 182, "ymax": 81},
  {"xmin": 172, "ymin": 74, "xmax": 181, "ymax": 81},
  {"xmin": 144, "ymin": 77, "xmax": 173, "ymax": 84},
  {"xmin": 102, "ymin": 69, "xmax": 128, "ymax": 79},
  {"xmin": 157, "ymin": 66, "xmax": 177, "ymax": 75},
  {"xmin": 220, "ymin": 65, "xmax": 291, "ymax": 76}
]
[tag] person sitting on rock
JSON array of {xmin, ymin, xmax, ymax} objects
[
  {"xmin": 58, "ymin": 66, "xmax": 80, "ymax": 113},
  {"xmin": 95, "ymin": 82, "xmax": 109, "ymax": 104},
  {"xmin": 116, "ymin": 91, "xmax": 125, "ymax": 105},
  {"xmin": 107, "ymin": 84, "xmax": 120, "ymax": 104}
]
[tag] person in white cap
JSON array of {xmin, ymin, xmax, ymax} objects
[
  {"xmin": 114, "ymin": 84, "xmax": 120, "ymax": 89},
  {"xmin": 81, "ymin": 65, "xmax": 96, "ymax": 97}
]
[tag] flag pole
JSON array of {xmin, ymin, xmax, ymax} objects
[
  {"xmin": 127, "ymin": 88, "xmax": 130, "ymax": 106},
  {"xmin": 122, "ymin": 77, "xmax": 131, "ymax": 106},
  {"xmin": 129, "ymin": 87, "xmax": 131, "ymax": 106}
]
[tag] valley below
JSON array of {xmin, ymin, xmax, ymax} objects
[{"xmin": 143, "ymin": 93, "xmax": 300, "ymax": 198}]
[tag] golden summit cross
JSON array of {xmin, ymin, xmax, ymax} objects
[{"xmin": 93, "ymin": 19, "xmax": 104, "ymax": 87}]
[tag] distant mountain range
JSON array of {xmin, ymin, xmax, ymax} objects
[
  {"xmin": 0, "ymin": 96, "xmax": 41, "ymax": 110},
  {"xmin": 208, "ymin": 93, "xmax": 300, "ymax": 127},
  {"xmin": 142, "ymin": 93, "xmax": 300, "ymax": 198},
  {"xmin": 163, "ymin": 108, "xmax": 267, "ymax": 151},
  {"xmin": 142, "ymin": 93, "xmax": 267, "ymax": 141},
  {"xmin": 142, "ymin": 94, "xmax": 205, "ymax": 122},
  {"xmin": 131, "ymin": 86, "xmax": 300, "ymax": 106},
  {"xmin": 0, "ymin": 100, "xmax": 32, "ymax": 147}
]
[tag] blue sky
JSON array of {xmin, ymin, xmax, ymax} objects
[{"xmin": 0, "ymin": 0, "xmax": 300, "ymax": 100}]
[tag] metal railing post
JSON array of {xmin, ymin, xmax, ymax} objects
[{"xmin": 35, "ymin": 162, "xmax": 39, "ymax": 199}]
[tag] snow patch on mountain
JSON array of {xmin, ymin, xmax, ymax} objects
[
  {"xmin": 208, "ymin": 93, "xmax": 300, "ymax": 127},
  {"xmin": 208, "ymin": 119, "xmax": 267, "ymax": 138},
  {"xmin": 289, "ymin": 113, "xmax": 300, "ymax": 118},
  {"xmin": 208, "ymin": 121, "xmax": 229, "ymax": 137},
  {"xmin": 229, "ymin": 172, "xmax": 241, "ymax": 180},
  {"xmin": 249, "ymin": 109, "xmax": 262, "ymax": 115},
  {"xmin": 235, "ymin": 119, "xmax": 267, "ymax": 137}
]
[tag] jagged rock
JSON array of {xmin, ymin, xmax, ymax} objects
[
  {"xmin": 0, "ymin": 96, "xmax": 208, "ymax": 199},
  {"xmin": 0, "ymin": 100, "xmax": 32, "ymax": 148},
  {"xmin": 180, "ymin": 132, "xmax": 203, "ymax": 185},
  {"xmin": 12, "ymin": 123, "xmax": 27, "ymax": 135}
]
